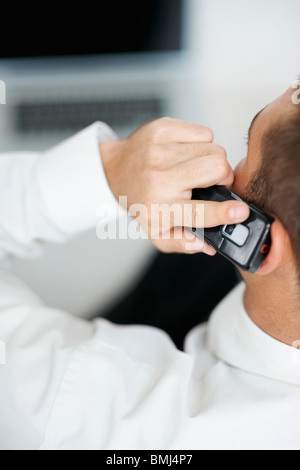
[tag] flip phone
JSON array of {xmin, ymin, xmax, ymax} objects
[{"xmin": 188, "ymin": 186, "xmax": 274, "ymax": 273}]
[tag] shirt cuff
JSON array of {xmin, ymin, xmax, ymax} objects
[{"xmin": 37, "ymin": 122, "xmax": 122, "ymax": 235}]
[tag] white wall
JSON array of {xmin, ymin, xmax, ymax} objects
[{"xmin": 188, "ymin": 0, "xmax": 300, "ymax": 168}]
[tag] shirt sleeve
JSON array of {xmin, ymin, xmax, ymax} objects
[
  {"xmin": 0, "ymin": 122, "xmax": 121, "ymax": 260},
  {"xmin": 0, "ymin": 123, "xmax": 194, "ymax": 451}
]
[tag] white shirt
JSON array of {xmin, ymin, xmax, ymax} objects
[{"xmin": 0, "ymin": 123, "xmax": 299, "ymax": 450}]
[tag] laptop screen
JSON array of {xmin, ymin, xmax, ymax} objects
[{"xmin": 1, "ymin": 0, "xmax": 184, "ymax": 59}]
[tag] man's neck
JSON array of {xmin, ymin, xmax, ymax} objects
[{"xmin": 242, "ymin": 275, "xmax": 300, "ymax": 347}]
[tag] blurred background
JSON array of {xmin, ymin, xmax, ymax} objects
[{"xmin": 0, "ymin": 0, "xmax": 299, "ymax": 319}]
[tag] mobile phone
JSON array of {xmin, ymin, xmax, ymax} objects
[{"xmin": 187, "ymin": 185, "xmax": 274, "ymax": 273}]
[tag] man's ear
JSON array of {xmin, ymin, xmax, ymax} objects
[{"xmin": 256, "ymin": 219, "xmax": 287, "ymax": 276}]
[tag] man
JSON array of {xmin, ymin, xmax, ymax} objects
[{"xmin": 0, "ymin": 84, "xmax": 299, "ymax": 450}]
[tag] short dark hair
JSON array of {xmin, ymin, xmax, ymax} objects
[{"xmin": 245, "ymin": 104, "xmax": 300, "ymax": 274}]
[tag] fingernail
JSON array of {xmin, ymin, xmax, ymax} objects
[
  {"xmin": 192, "ymin": 238, "xmax": 216, "ymax": 255},
  {"xmin": 229, "ymin": 205, "xmax": 250, "ymax": 222},
  {"xmin": 202, "ymin": 245, "xmax": 217, "ymax": 256}
]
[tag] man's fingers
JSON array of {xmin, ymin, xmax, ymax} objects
[
  {"xmin": 150, "ymin": 200, "xmax": 250, "ymax": 230},
  {"xmin": 152, "ymin": 142, "xmax": 226, "ymax": 166},
  {"xmin": 152, "ymin": 227, "xmax": 217, "ymax": 255},
  {"xmin": 170, "ymin": 154, "xmax": 235, "ymax": 189},
  {"xmin": 150, "ymin": 118, "xmax": 214, "ymax": 144},
  {"xmin": 149, "ymin": 199, "xmax": 250, "ymax": 237},
  {"xmin": 179, "ymin": 200, "xmax": 250, "ymax": 228}
]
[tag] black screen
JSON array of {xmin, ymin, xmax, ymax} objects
[{"xmin": 1, "ymin": 0, "xmax": 183, "ymax": 59}]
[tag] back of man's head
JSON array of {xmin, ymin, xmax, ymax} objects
[{"xmin": 245, "ymin": 101, "xmax": 300, "ymax": 277}]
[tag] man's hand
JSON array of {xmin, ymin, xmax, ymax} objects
[{"xmin": 100, "ymin": 118, "xmax": 250, "ymax": 254}]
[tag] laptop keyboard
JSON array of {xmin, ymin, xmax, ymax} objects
[{"xmin": 15, "ymin": 97, "xmax": 164, "ymax": 134}]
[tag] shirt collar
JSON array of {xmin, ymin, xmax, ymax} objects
[{"xmin": 206, "ymin": 282, "xmax": 300, "ymax": 386}]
